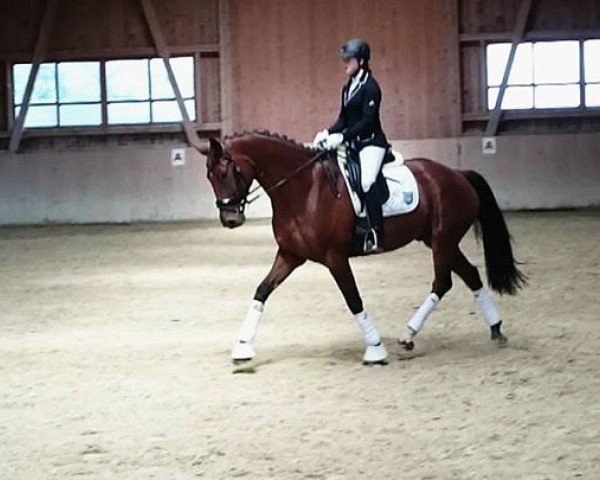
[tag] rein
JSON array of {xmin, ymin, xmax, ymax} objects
[{"xmin": 244, "ymin": 149, "xmax": 329, "ymax": 205}]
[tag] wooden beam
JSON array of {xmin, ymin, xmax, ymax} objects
[
  {"xmin": 479, "ymin": 40, "xmax": 487, "ymax": 112},
  {"xmin": 8, "ymin": 0, "xmax": 58, "ymax": 153},
  {"xmin": 3, "ymin": 61, "xmax": 11, "ymax": 133},
  {"xmin": 218, "ymin": 0, "xmax": 234, "ymax": 137},
  {"xmin": 448, "ymin": 0, "xmax": 462, "ymax": 136},
  {"xmin": 140, "ymin": 0, "xmax": 204, "ymax": 150},
  {"xmin": 484, "ymin": 0, "xmax": 534, "ymax": 137},
  {"xmin": 99, "ymin": 61, "xmax": 108, "ymax": 128},
  {"xmin": 579, "ymin": 40, "xmax": 586, "ymax": 108},
  {"xmin": 0, "ymin": 44, "xmax": 220, "ymax": 63},
  {"xmin": 194, "ymin": 52, "xmax": 202, "ymax": 124},
  {"xmin": 463, "ymin": 108, "xmax": 600, "ymax": 122},
  {"xmin": 460, "ymin": 28, "xmax": 600, "ymax": 43},
  {"xmin": 0, "ymin": 122, "xmax": 221, "ymax": 139}
]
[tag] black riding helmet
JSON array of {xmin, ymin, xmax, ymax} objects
[{"xmin": 340, "ymin": 38, "xmax": 371, "ymax": 65}]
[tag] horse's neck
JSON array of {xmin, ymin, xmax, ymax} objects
[{"xmin": 232, "ymin": 137, "xmax": 312, "ymax": 187}]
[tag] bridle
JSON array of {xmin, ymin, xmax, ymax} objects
[
  {"xmin": 211, "ymin": 149, "xmax": 329, "ymax": 214},
  {"xmin": 213, "ymin": 153, "xmax": 251, "ymax": 214}
]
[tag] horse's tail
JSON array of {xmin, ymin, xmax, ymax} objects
[{"xmin": 462, "ymin": 170, "xmax": 527, "ymax": 295}]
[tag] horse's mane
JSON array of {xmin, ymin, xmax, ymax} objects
[{"xmin": 224, "ymin": 130, "xmax": 314, "ymax": 154}]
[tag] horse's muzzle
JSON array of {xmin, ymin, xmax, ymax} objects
[{"xmin": 220, "ymin": 209, "xmax": 246, "ymax": 229}]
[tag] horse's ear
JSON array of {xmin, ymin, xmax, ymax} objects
[
  {"xmin": 195, "ymin": 137, "xmax": 223, "ymax": 157},
  {"xmin": 209, "ymin": 137, "xmax": 223, "ymax": 157},
  {"xmin": 195, "ymin": 141, "xmax": 210, "ymax": 156}
]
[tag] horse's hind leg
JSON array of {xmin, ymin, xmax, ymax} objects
[
  {"xmin": 231, "ymin": 249, "xmax": 305, "ymax": 363},
  {"xmin": 450, "ymin": 249, "xmax": 507, "ymax": 345},
  {"xmin": 327, "ymin": 256, "xmax": 387, "ymax": 365}
]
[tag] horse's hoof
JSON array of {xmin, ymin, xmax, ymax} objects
[
  {"xmin": 363, "ymin": 359, "xmax": 388, "ymax": 366},
  {"xmin": 231, "ymin": 341, "xmax": 255, "ymax": 363},
  {"xmin": 490, "ymin": 322, "xmax": 508, "ymax": 347},
  {"xmin": 398, "ymin": 339, "xmax": 415, "ymax": 351},
  {"xmin": 492, "ymin": 333, "xmax": 508, "ymax": 347},
  {"xmin": 232, "ymin": 357, "xmax": 253, "ymax": 365},
  {"xmin": 362, "ymin": 343, "xmax": 388, "ymax": 365}
]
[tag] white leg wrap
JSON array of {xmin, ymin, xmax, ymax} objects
[
  {"xmin": 406, "ymin": 293, "xmax": 440, "ymax": 341},
  {"xmin": 238, "ymin": 300, "xmax": 264, "ymax": 343},
  {"xmin": 354, "ymin": 310, "xmax": 381, "ymax": 346},
  {"xmin": 473, "ymin": 287, "xmax": 501, "ymax": 327}
]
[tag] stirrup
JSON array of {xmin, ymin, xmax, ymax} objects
[{"xmin": 363, "ymin": 228, "xmax": 383, "ymax": 254}]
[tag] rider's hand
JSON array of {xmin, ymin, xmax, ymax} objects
[
  {"xmin": 325, "ymin": 133, "xmax": 344, "ymax": 150},
  {"xmin": 312, "ymin": 129, "xmax": 329, "ymax": 148}
]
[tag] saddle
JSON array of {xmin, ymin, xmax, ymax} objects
[
  {"xmin": 344, "ymin": 146, "xmax": 394, "ymax": 211},
  {"xmin": 335, "ymin": 145, "xmax": 420, "ymax": 255}
]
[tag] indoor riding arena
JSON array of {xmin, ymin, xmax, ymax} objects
[{"xmin": 1, "ymin": 1, "xmax": 599, "ymax": 479}]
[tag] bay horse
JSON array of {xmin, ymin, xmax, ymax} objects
[{"xmin": 199, "ymin": 131, "xmax": 525, "ymax": 365}]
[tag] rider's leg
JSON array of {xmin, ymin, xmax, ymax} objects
[
  {"xmin": 360, "ymin": 145, "xmax": 386, "ymax": 196},
  {"xmin": 360, "ymin": 146, "xmax": 386, "ymax": 252}
]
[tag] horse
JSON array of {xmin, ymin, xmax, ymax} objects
[{"xmin": 199, "ymin": 131, "xmax": 526, "ymax": 365}]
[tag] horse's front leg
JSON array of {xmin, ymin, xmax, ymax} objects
[
  {"xmin": 231, "ymin": 249, "xmax": 305, "ymax": 363},
  {"xmin": 327, "ymin": 256, "xmax": 388, "ymax": 365}
]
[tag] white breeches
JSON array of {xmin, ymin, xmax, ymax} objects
[{"xmin": 359, "ymin": 146, "xmax": 386, "ymax": 193}]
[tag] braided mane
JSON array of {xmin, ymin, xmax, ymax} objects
[{"xmin": 224, "ymin": 129, "xmax": 315, "ymax": 153}]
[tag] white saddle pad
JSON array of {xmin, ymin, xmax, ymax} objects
[{"xmin": 337, "ymin": 149, "xmax": 419, "ymax": 218}]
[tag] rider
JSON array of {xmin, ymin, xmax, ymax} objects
[{"xmin": 313, "ymin": 38, "xmax": 389, "ymax": 254}]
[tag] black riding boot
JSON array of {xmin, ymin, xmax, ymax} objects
[{"xmin": 363, "ymin": 188, "xmax": 384, "ymax": 254}]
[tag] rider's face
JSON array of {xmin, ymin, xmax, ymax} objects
[{"xmin": 343, "ymin": 57, "xmax": 360, "ymax": 77}]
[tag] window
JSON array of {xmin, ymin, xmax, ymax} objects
[
  {"xmin": 12, "ymin": 56, "xmax": 196, "ymax": 128},
  {"xmin": 486, "ymin": 39, "xmax": 600, "ymax": 110},
  {"xmin": 585, "ymin": 39, "xmax": 600, "ymax": 107}
]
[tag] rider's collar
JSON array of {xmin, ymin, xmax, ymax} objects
[
  {"xmin": 350, "ymin": 69, "xmax": 367, "ymax": 85},
  {"xmin": 346, "ymin": 69, "xmax": 369, "ymax": 104}
]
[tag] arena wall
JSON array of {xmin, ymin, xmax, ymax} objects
[{"xmin": 1, "ymin": 132, "xmax": 598, "ymax": 224}]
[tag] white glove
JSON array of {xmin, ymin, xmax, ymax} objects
[
  {"xmin": 312, "ymin": 129, "xmax": 329, "ymax": 148},
  {"xmin": 325, "ymin": 133, "xmax": 344, "ymax": 150}
]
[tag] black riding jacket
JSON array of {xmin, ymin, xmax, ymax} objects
[{"xmin": 329, "ymin": 69, "xmax": 389, "ymax": 150}]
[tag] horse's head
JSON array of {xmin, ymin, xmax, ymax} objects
[{"xmin": 200, "ymin": 137, "xmax": 255, "ymax": 228}]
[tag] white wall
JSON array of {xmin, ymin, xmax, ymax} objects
[
  {"xmin": 1, "ymin": 133, "xmax": 599, "ymax": 225},
  {"xmin": 0, "ymin": 143, "xmax": 270, "ymax": 224},
  {"xmin": 0, "ymin": 145, "xmax": 213, "ymax": 224},
  {"xmin": 393, "ymin": 133, "xmax": 600, "ymax": 210}
]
